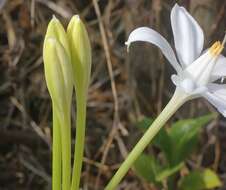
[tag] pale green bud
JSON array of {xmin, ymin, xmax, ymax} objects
[
  {"xmin": 43, "ymin": 17, "xmax": 73, "ymax": 112},
  {"xmin": 43, "ymin": 37, "xmax": 73, "ymax": 112},
  {"xmin": 67, "ymin": 15, "xmax": 92, "ymax": 93},
  {"xmin": 43, "ymin": 38, "xmax": 64, "ymax": 110},
  {"xmin": 45, "ymin": 16, "xmax": 71, "ymax": 60}
]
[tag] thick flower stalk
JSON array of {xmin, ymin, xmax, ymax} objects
[
  {"xmin": 106, "ymin": 3, "xmax": 226, "ymax": 189},
  {"xmin": 43, "ymin": 17, "xmax": 73, "ymax": 190}
]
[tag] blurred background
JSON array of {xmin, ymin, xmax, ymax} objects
[{"xmin": 0, "ymin": 0, "xmax": 226, "ymax": 189}]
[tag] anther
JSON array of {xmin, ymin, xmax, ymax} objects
[
  {"xmin": 209, "ymin": 41, "xmax": 223, "ymax": 56},
  {"xmin": 209, "ymin": 41, "xmax": 219, "ymax": 55}
]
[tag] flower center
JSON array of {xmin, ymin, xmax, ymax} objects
[
  {"xmin": 179, "ymin": 34, "xmax": 226, "ymax": 92},
  {"xmin": 209, "ymin": 41, "xmax": 224, "ymax": 56}
]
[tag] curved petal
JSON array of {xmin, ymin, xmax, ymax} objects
[
  {"xmin": 202, "ymin": 83, "xmax": 226, "ymax": 117},
  {"xmin": 171, "ymin": 4, "xmax": 204, "ymax": 67},
  {"xmin": 210, "ymin": 54, "xmax": 226, "ymax": 81},
  {"xmin": 125, "ymin": 27, "xmax": 182, "ymax": 73}
]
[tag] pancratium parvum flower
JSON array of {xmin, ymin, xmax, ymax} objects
[
  {"xmin": 105, "ymin": 3, "xmax": 226, "ymax": 190},
  {"xmin": 126, "ymin": 4, "xmax": 226, "ymax": 116}
]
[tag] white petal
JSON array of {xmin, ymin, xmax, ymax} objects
[
  {"xmin": 171, "ymin": 4, "xmax": 204, "ymax": 67},
  {"xmin": 180, "ymin": 78, "xmax": 196, "ymax": 93},
  {"xmin": 125, "ymin": 27, "xmax": 182, "ymax": 73},
  {"xmin": 210, "ymin": 54, "xmax": 226, "ymax": 81},
  {"xmin": 172, "ymin": 74, "xmax": 207, "ymax": 96},
  {"xmin": 207, "ymin": 83, "xmax": 226, "ymax": 98},
  {"xmin": 203, "ymin": 83, "xmax": 226, "ymax": 117},
  {"xmin": 171, "ymin": 74, "xmax": 180, "ymax": 86},
  {"xmin": 184, "ymin": 50, "xmax": 216, "ymax": 86}
]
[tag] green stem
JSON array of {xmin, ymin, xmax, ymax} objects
[
  {"xmin": 71, "ymin": 94, "xmax": 87, "ymax": 190},
  {"xmin": 52, "ymin": 105, "xmax": 61, "ymax": 190},
  {"xmin": 105, "ymin": 90, "xmax": 188, "ymax": 190},
  {"xmin": 57, "ymin": 109, "xmax": 71, "ymax": 190}
]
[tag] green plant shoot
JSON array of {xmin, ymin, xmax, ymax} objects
[
  {"xmin": 43, "ymin": 16, "xmax": 73, "ymax": 190},
  {"xmin": 67, "ymin": 15, "xmax": 92, "ymax": 190}
]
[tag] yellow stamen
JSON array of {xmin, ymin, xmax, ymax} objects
[{"xmin": 209, "ymin": 41, "xmax": 223, "ymax": 56}]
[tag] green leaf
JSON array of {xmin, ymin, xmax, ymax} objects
[
  {"xmin": 168, "ymin": 114, "xmax": 215, "ymax": 165},
  {"xmin": 156, "ymin": 162, "xmax": 184, "ymax": 182},
  {"xmin": 133, "ymin": 153, "xmax": 161, "ymax": 183},
  {"xmin": 179, "ymin": 169, "xmax": 222, "ymax": 190},
  {"xmin": 153, "ymin": 127, "xmax": 172, "ymax": 163}
]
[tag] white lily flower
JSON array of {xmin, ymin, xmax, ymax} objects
[
  {"xmin": 125, "ymin": 3, "xmax": 226, "ymax": 117},
  {"xmin": 105, "ymin": 5, "xmax": 226, "ymax": 189}
]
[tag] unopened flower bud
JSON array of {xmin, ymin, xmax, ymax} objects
[
  {"xmin": 45, "ymin": 16, "xmax": 71, "ymax": 59},
  {"xmin": 43, "ymin": 17, "xmax": 73, "ymax": 111},
  {"xmin": 67, "ymin": 15, "xmax": 92, "ymax": 93}
]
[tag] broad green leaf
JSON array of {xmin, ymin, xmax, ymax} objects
[
  {"xmin": 168, "ymin": 114, "xmax": 215, "ymax": 165},
  {"xmin": 133, "ymin": 153, "xmax": 161, "ymax": 183},
  {"xmin": 156, "ymin": 162, "xmax": 184, "ymax": 182},
  {"xmin": 179, "ymin": 169, "xmax": 222, "ymax": 190}
]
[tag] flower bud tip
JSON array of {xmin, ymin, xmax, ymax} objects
[
  {"xmin": 52, "ymin": 15, "xmax": 58, "ymax": 21},
  {"xmin": 75, "ymin": 15, "xmax": 80, "ymax": 20}
]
